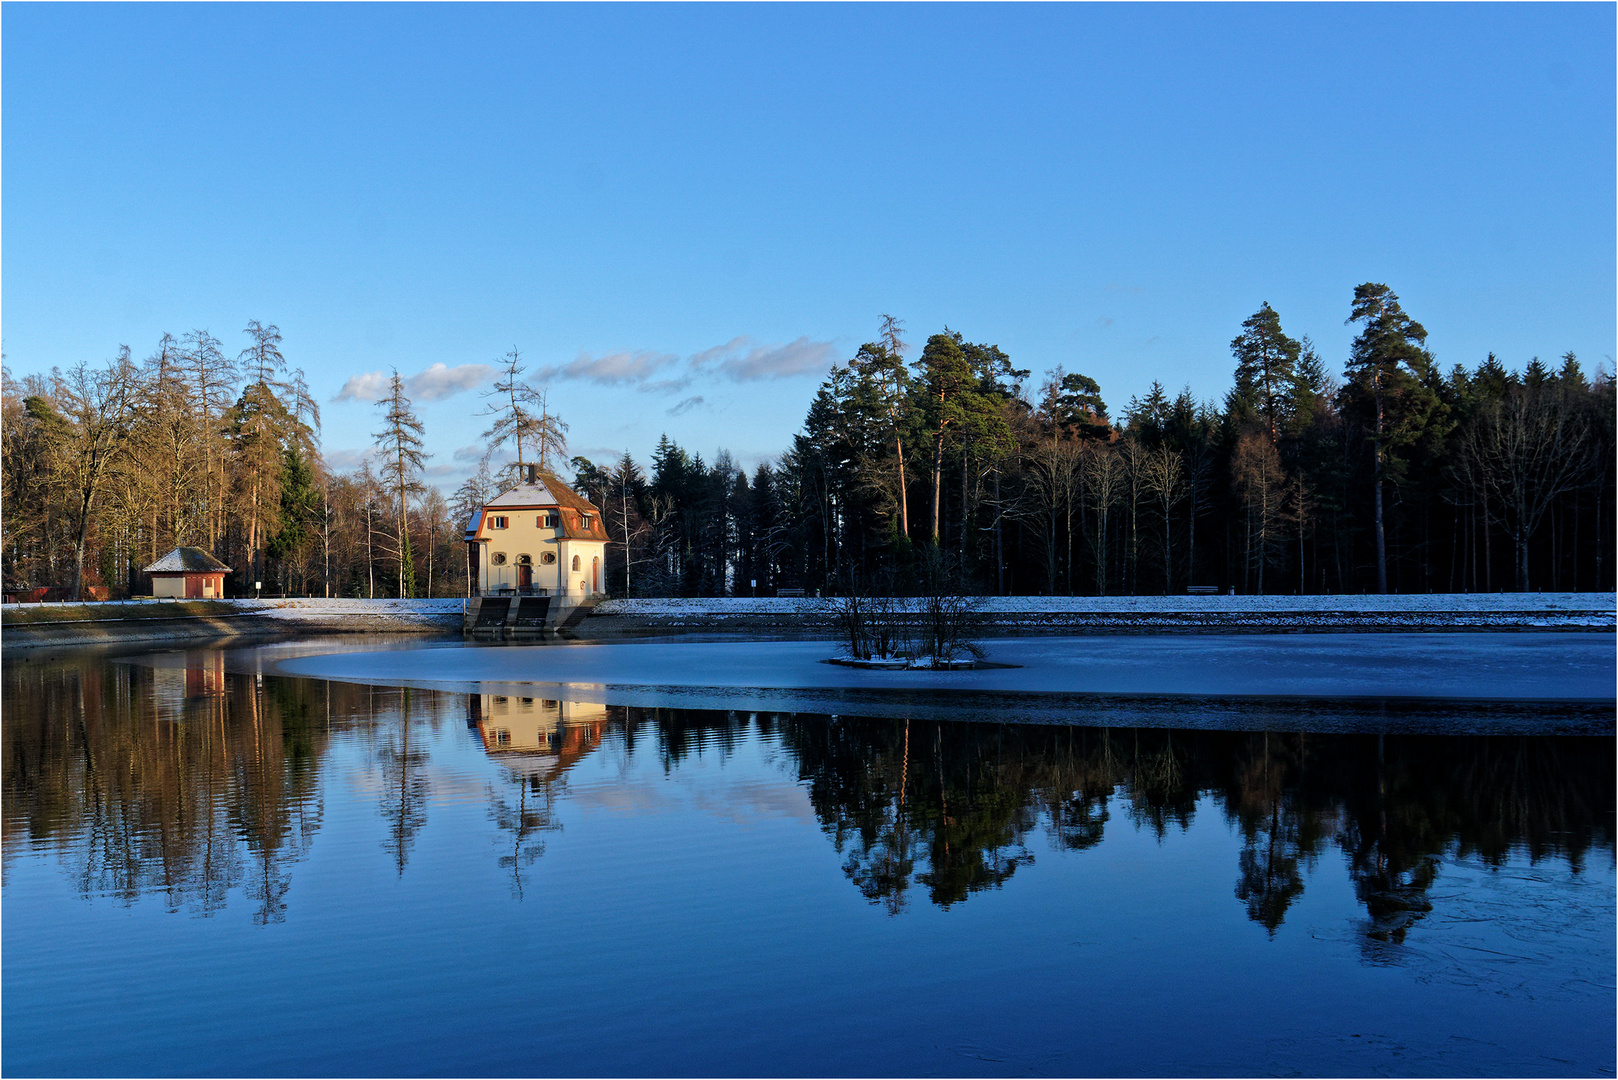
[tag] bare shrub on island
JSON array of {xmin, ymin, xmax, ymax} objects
[
  {"xmin": 913, "ymin": 546, "xmax": 985, "ymax": 667},
  {"xmin": 832, "ymin": 568, "xmax": 913, "ymax": 662},
  {"xmin": 831, "ymin": 552, "xmax": 982, "ymax": 668}
]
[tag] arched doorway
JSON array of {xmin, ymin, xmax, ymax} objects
[
  {"xmin": 591, "ymin": 556, "xmax": 599, "ymax": 594},
  {"xmin": 516, "ymin": 554, "xmax": 532, "ymax": 592}
]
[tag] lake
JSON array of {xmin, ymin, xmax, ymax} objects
[{"xmin": 2, "ymin": 637, "xmax": 1613, "ymax": 1077}]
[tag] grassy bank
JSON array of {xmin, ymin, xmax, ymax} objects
[{"xmin": 2, "ymin": 600, "xmax": 248, "ymax": 626}]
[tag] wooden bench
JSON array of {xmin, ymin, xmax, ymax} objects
[
  {"xmin": 1186, "ymin": 585, "xmax": 1220, "ymax": 595},
  {"xmin": 776, "ymin": 588, "xmax": 807, "ymax": 598}
]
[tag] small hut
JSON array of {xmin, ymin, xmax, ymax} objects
[{"xmin": 143, "ymin": 547, "xmax": 231, "ymax": 599}]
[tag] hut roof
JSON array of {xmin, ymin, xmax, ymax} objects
[{"xmin": 142, "ymin": 547, "xmax": 231, "ymax": 574}]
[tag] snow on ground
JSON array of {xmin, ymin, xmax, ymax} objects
[
  {"xmin": 596, "ymin": 593, "xmax": 1613, "ymax": 616},
  {"xmin": 247, "ymin": 598, "xmax": 465, "ymax": 621}
]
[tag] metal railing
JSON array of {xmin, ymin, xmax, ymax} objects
[{"xmin": 475, "ymin": 585, "xmax": 554, "ymax": 597}]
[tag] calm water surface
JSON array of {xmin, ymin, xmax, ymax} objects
[{"xmin": 3, "ymin": 644, "xmax": 1613, "ymax": 1077}]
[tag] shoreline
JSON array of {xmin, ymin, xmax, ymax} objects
[
  {"xmin": 0, "ymin": 598, "xmax": 464, "ymax": 652},
  {"xmin": 3, "ymin": 592, "xmax": 1611, "ymax": 652},
  {"xmin": 576, "ymin": 592, "xmax": 1614, "ymax": 638}
]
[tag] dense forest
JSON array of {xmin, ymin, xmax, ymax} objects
[{"xmin": 3, "ymin": 283, "xmax": 1613, "ymax": 599}]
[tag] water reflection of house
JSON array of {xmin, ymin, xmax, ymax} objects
[
  {"xmin": 149, "ymin": 652, "xmax": 228, "ymax": 722},
  {"xmin": 469, "ymin": 693, "xmax": 609, "ymax": 783}
]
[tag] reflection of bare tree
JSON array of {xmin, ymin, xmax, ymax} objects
[
  {"xmin": 1048, "ymin": 793, "xmax": 1110, "ymax": 852},
  {"xmin": 1125, "ymin": 729, "xmax": 1196, "ymax": 838},
  {"xmin": 233, "ymin": 678, "xmax": 325, "ymax": 924},
  {"xmin": 376, "ymin": 690, "xmax": 429, "ymax": 877},
  {"xmin": 487, "ymin": 774, "xmax": 563, "ymax": 900}
]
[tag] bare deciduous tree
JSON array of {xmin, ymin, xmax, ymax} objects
[
  {"xmin": 1457, "ymin": 383, "xmax": 1595, "ymax": 591},
  {"xmin": 480, "ymin": 348, "xmax": 568, "ymax": 479},
  {"xmin": 55, "ymin": 351, "xmax": 140, "ymax": 599}
]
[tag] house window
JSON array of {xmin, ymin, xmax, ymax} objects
[
  {"xmin": 580, "ymin": 514, "xmax": 593, "ymax": 529},
  {"xmin": 489, "ymin": 515, "xmax": 509, "ymax": 530},
  {"xmin": 572, "ymin": 554, "xmax": 581, "ymax": 571},
  {"xmin": 540, "ymin": 551, "xmax": 556, "ymax": 565},
  {"xmin": 541, "ymin": 513, "xmax": 559, "ymax": 528},
  {"xmin": 491, "ymin": 552, "xmax": 508, "ymax": 566}
]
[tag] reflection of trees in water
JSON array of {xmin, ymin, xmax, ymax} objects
[
  {"xmin": 765, "ymin": 717, "xmax": 1613, "ymax": 935},
  {"xmin": 786, "ymin": 718, "xmax": 1037, "ymax": 911},
  {"xmin": 1, "ymin": 659, "xmax": 456, "ymax": 920},
  {"xmin": 487, "ymin": 775, "xmax": 562, "ymax": 900},
  {"xmin": 6, "ymin": 667, "xmax": 1611, "ymax": 939},
  {"xmin": 1, "ymin": 656, "xmax": 343, "ymax": 920},
  {"xmin": 1228, "ymin": 733, "xmax": 1317, "ymax": 934},
  {"xmin": 375, "ymin": 689, "xmax": 430, "ymax": 877}
]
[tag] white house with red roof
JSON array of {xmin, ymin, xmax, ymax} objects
[{"xmin": 463, "ymin": 465, "xmax": 609, "ymax": 602}]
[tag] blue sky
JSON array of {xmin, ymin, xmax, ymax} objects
[{"xmin": 4, "ymin": 3, "xmax": 1613, "ymax": 490}]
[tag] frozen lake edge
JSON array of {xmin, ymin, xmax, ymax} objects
[{"xmin": 267, "ymin": 632, "xmax": 1617, "ymax": 736}]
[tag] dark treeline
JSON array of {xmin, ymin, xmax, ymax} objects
[
  {"xmin": 6, "ymin": 286, "xmax": 1613, "ymax": 599},
  {"xmin": 576, "ymin": 288, "xmax": 1614, "ymax": 597},
  {"xmin": 6, "ymin": 661, "xmax": 1610, "ymax": 933}
]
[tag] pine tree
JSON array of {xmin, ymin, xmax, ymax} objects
[
  {"xmin": 1230, "ymin": 303, "xmax": 1302, "ymax": 442},
  {"xmin": 1344, "ymin": 284, "xmax": 1443, "ymax": 593}
]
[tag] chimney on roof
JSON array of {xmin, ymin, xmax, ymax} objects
[{"xmin": 522, "ymin": 463, "xmax": 539, "ymax": 485}]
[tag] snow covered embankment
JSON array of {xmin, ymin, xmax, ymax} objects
[
  {"xmin": 249, "ymin": 598, "xmax": 464, "ymax": 630},
  {"xmin": 587, "ymin": 593, "xmax": 1615, "ymax": 635}
]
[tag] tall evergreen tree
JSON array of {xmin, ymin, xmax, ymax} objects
[
  {"xmin": 1230, "ymin": 302, "xmax": 1302, "ymax": 442},
  {"xmin": 1344, "ymin": 283, "xmax": 1441, "ymax": 594},
  {"xmin": 374, "ymin": 371, "xmax": 427, "ymax": 597}
]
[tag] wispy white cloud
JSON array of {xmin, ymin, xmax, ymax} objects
[
  {"xmin": 667, "ymin": 395, "xmax": 706, "ymax": 416},
  {"xmin": 690, "ymin": 336, "xmax": 837, "ymax": 381},
  {"xmin": 452, "ymin": 444, "xmax": 486, "ymax": 463},
  {"xmin": 332, "ymin": 371, "xmax": 389, "ymax": 403},
  {"xmin": 408, "ymin": 362, "xmax": 493, "ymax": 402},
  {"xmin": 530, "ymin": 336, "xmax": 837, "ymax": 394},
  {"xmin": 534, "ymin": 349, "xmax": 680, "ymax": 385},
  {"xmin": 333, "ymin": 363, "xmax": 493, "ymax": 404},
  {"xmin": 324, "ymin": 448, "xmax": 375, "ymax": 470}
]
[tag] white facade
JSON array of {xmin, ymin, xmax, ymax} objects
[{"xmin": 465, "ymin": 472, "xmax": 609, "ymax": 599}]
